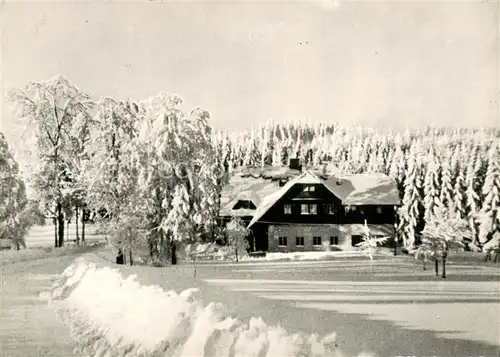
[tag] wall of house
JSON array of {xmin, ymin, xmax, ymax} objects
[
  {"xmin": 260, "ymin": 183, "xmax": 345, "ymax": 225},
  {"xmin": 344, "ymin": 205, "xmax": 396, "ymax": 224},
  {"xmin": 267, "ymin": 224, "xmax": 396, "ymax": 253},
  {"xmin": 268, "ymin": 224, "xmax": 350, "ymax": 252},
  {"xmin": 259, "ymin": 183, "xmax": 396, "ymax": 225}
]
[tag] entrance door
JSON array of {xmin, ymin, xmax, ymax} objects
[{"xmin": 351, "ymin": 235, "xmax": 363, "ymax": 247}]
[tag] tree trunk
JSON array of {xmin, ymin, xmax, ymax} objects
[
  {"xmin": 235, "ymin": 246, "xmax": 239, "ymax": 263},
  {"xmin": 129, "ymin": 249, "xmax": 133, "ymax": 266},
  {"xmin": 75, "ymin": 207, "xmax": 80, "ymax": 245},
  {"xmin": 393, "ymin": 234, "xmax": 397, "ymax": 256},
  {"xmin": 485, "ymin": 249, "xmax": 491, "ymax": 261},
  {"xmin": 57, "ymin": 203, "xmax": 65, "ymax": 247},
  {"xmin": 171, "ymin": 241, "xmax": 177, "ymax": 265},
  {"xmin": 149, "ymin": 234, "xmax": 155, "ymax": 258},
  {"xmin": 82, "ymin": 215, "xmax": 86, "ymax": 245},
  {"xmin": 434, "ymin": 259, "xmax": 439, "ymax": 276},
  {"xmin": 442, "ymin": 246, "xmax": 448, "ymax": 279},
  {"xmin": 54, "ymin": 218, "xmax": 58, "ymax": 248},
  {"xmin": 423, "ymin": 259, "xmax": 426, "ymax": 271},
  {"xmin": 66, "ymin": 219, "xmax": 69, "ymax": 244}
]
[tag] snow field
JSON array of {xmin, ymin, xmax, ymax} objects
[
  {"xmin": 183, "ymin": 242, "xmax": 378, "ymax": 263},
  {"xmin": 49, "ymin": 257, "xmax": 375, "ymax": 357}
]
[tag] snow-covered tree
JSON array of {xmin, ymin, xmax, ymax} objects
[
  {"xmin": 423, "ymin": 146, "xmax": 442, "ymax": 222},
  {"xmin": 355, "ymin": 221, "xmax": 388, "ymax": 261},
  {"xmin": 478, "ymin": 142, "xmax": 500, "ymax": 244},
  {"xmin": 136, "ymin": 93, "xmax": 219, "ymax": 264},
  {"xmin": 226, "ymin": 216, "xmax": 250, "ymax": 263},
  {"xmin": 242, "ymin": 129, "xmax": 260, "ymax": 167},
  {"xmin": 451, "ymin": 165, "xmax": 467, "ymax": 220},
  {"xmin": 439, "ymin": 151, "xmax": 454, "ymax": 210},
  {"xmin": 414, "ymin": 234, "xmax": 442, "ymax": 274},
  {"xmin": 7, "ymin": 75, "xmax": 94, "ymax": 247},
  {"xmin": 465, "ymin": 147, "xmax": 481, "ymax": 243},
  {"xmin": 388, "ymin": 141, "xmax": 406, "ymax": 198},
  {"xmin": 83, "ymin": 97, "xmax": 142, "ymax": 263},
  {"xmin": 418, "ymin": 206, "xmax": 472, "ymax": 278},
  {"xmin": 0, "ymin": 134, "xmax": 43, "ymax": 249},
  {"xmin": 398, "ymin": 142, "xmax": 424, "ymax": 248}
]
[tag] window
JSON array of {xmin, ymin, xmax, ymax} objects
[
  {"xmin": 301, "ymin": 204, "xmax": 317, "ymax": 215},
  {"xmin": 330, "ymin": 236, "xmax": 339, "ymax": 245},
  {"xmin": 233, "ymin": 200, "xmax": 256, "ymax": 210},
  {"xmin": 284, "ymin": 204, "xmax": 292, "ymax": 215},
  {"xmin": 278, "ymin": 237, "xmax": 287, "ymax": 246},
  {"xmin": 346, "ymin": 205, "xmax": 356, "ymax": 213},
  {"xmin": 298, "ymin": 185, "xmax": 317, "ymax": 198},
  {"xmin": 296, "ymin": 237, "xmax": 304, "ymax": 246},
  {"xmin": 313, "ymin": 236, "xmax": 322, "ymax": 246},
  {"xmin": 376, "ymin": 206, "xmax": 383, "ymax": 214},
  {"xmin": 325, "ymin": 204, "xmax": 336, "ymax": 215}
]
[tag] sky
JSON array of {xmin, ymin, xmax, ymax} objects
[{"xmin": 1, "ymin": 0, "xmax": 498, "ymax": 144}]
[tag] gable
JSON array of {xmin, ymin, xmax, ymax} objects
[
  {"xmin": 233, "ymin": 200, "xmax": 257, "ymax": 210},
  {"xmin": 247, "ymin": 171, "xmax": 337, "ymax": 227}
]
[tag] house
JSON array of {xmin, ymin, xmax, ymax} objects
[{"xmin": 218, "ymin": 161, "xmax": 401, "ymax": 252}]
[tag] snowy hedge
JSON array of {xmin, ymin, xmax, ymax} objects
[{"xmin": 50, "ymin": 257, "xmax": 373, "ymax": 357}]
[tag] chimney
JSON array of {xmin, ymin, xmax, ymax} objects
[{"xmin": 289, "ymin": 158, "xmax": 301, "ymax": 171}]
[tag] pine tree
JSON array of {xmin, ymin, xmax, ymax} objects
[
  {"xmin": 439, "ymin": 152, "xmax": 454, "ymax": 210},
  {"xmin": 398, "ymin": 141, "xmax": 424, "ymax": 248},
  {"xmin": 452, "ymin": 165, "xmax": 467, "ymax": 220},
  {"xmin": 226, "ymin": 216, "xmax": 250, "ymax": 263},
  {"xmin": 389, "ymin": 141, "xmax": 406, "ymax": 198},
  {"xmin": 423, "ymin": 146, "xmax": 442, "ymax": 222},
  {"xmin": 465, "ymin": 147, "xmax": 481, "ymax": 243},
  {"xmin": 478, "ymin": 142, "xmax": 500, "ymax": 243}
]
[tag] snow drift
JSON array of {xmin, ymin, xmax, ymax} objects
[{"xmin": 50, "ymin": 257, "xmax": 374, "ymax": 357}]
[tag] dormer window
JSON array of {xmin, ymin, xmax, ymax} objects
[
  {"xmin": 232, "ymin": 200, "xmax": 256, "ymax": 210},
  {"xmin": 297, "ymin": 185, "xmax": 317, "ymax": 199},
  {"xmin": 303, "ymin": 185, "xmax": 315, "ymax": 192}
]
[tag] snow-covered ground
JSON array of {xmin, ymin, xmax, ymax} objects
[
  {"xmin": 23, "ymin": 223, "xmax": 105, "ymax": 248},
  {"xmin": 183, "ymin": 242, "xmax": 387, "ymax": 263},
  {"xmin": 204, "ymin": 261, "xmax": 500, "ymax": 348},
  {"xmin": 49, "ymin": 257, "xmax": 374, "ymax": 357},
  {"xmin": 243, "ymin": 250, "xmax": 383, "ymax": 262}
]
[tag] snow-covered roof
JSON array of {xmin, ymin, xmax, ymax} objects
[
  {"xmin": 246, "ymin": 170, "xmax": 400, "ymax": 228},
  {"xmin": 221, "ymin": 166, "xmax": 401, "ymax": 227},
  {"xmin": 219, "ymin": 174, "xmax": 281, "ymax": 217},
  {"xmin": 323, "ymin": 173, "xmax": 400, "ymax": 206}
]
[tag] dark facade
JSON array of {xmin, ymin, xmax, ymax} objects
[{"xmin": 259, "ymin": 183, "xmax": 396, "ymax": 225}]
